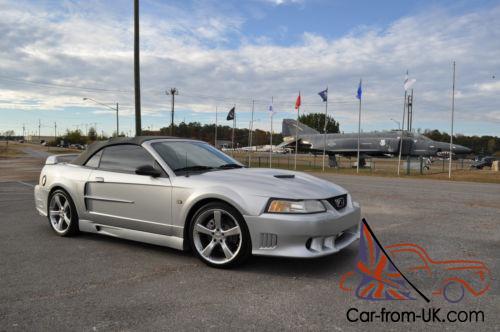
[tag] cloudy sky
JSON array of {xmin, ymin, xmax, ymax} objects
[{"xmin": 0, "ymin": 0, "xmax": 499, "ymax": 137}]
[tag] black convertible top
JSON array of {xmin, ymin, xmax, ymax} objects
[{"xmin": 70, "ymin": 136, "xmax": 178, "ymax": 166}]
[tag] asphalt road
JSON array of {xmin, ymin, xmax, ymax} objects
[{"xmin": 0, "ymin": 176, "xmax": 499, "ymax": 331}]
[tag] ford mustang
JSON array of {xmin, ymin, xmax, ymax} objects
[{"xmin": 34, "ymin": 137, "xmax": 360, "ymax": 267}]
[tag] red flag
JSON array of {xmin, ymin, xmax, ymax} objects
[{"xmin": 295, "ymin": 93, "xmax": 301, "ymax": 110}]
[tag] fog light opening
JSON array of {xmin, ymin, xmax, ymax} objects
[{"xmin": 305, "ymin": 238, "xmax": 312, "ymax": 250}]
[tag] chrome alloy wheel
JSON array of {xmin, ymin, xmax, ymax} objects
[
  {"xmin": 49, "ymin": 193, "xmax": 72, "ymax": 234},
  {"xmin": 192, "ymin": 209, "xmax": 242, "ymax": 265}
]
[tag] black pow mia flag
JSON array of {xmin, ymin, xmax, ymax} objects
[{"xmin": 226, "ymin": 107, "xmax": 235, "ymax": 121}]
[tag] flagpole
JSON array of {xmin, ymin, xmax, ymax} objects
[
  {"xmin": 322, "ymin": 86, "xmax": 328, "ymax": 172},
  {"xmin": 269, "ymin": 96, "xmax": 273, "ymax": 168},
  {"xmin": 356, "ymin": 81, "xmax": 362, "ymax": 174},
  {"xmin": 397, "ymin": 90, "xmax": 407, "ymax": 176},
  {"xmin": 448, "ymin": 61, "xmax": 456, "ymax": 179},
  {"xmin": 232, "ymin": 104, "xmax": 235, "ymax": 155},
  {"xmin": 214, "ymin": 106, "xmax": 218, "ymax": 147},
  {"xmin": 294, "ymin": 92, "xmax": 300, "ymax": 170},
  {"xmin": 249, "ymin": 100, "xmax": 254, "ymax": 167}
]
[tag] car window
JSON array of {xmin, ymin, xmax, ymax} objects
[
  {"xmin": 84, "ymin": 150, "xmax": 103, "ymax": 168},
  {"xmin": 152, "ymin": 141, "xmax": 239, "ymax": 172},
  {"xmin": 98, "ymin": 145, "xmax": 157, "ymax": 173}
]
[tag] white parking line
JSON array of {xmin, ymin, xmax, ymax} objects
[{"xmin": 17, "ymin": 181, "xmax": 35, "ymax": 188}]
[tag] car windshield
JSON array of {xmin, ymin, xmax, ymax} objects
[{"xmin": 151, "ymin": 141, "xmax": 243, "ymax": 174}]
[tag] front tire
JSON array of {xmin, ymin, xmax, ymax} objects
[
  {"xmin": 189, "ymin": 202, "xmax": 251, "ymax": 268},
  {"xmin": 48, "ymin": 189, "xmax": 79, "ymax": 237}
]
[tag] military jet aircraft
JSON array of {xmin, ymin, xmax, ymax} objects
[{"xmin": 280, "ymin": 119, "xmax": 471, "ymax": 166}]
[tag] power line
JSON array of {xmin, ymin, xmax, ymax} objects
[
  {"xmin": 0, "ymin": 75, "xmax": 403, "ymax": 107},
  {"xmin": 0, "ymin": 76, "xmax": 130, "ymax": 93}
]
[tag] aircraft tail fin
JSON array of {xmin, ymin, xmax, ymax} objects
[{"xmin": 282, "ymin": 119, "xmax": 319, "ymax": 138}]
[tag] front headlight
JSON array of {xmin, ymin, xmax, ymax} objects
[{"xmin": 266, "ymin": 199, "xmax": 326, "ymax": 214}]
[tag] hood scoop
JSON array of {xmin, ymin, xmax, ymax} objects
[{"xmin": 274, "ymin": 174, "xmax": 295, "ymax": 179}]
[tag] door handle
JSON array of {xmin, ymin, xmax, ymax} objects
[{"xmin": 94, "ymin": 177, "xmax": 104, "ymax": 183}]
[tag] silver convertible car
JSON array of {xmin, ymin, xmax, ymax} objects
[{"xmin": 34, "ymin": 137, "xmax": 360, "ymax": 267}]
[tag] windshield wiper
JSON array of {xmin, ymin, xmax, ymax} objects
[
  {"xmin": 173, "ymin": 165, "xmax": 215, "ymax": 173},
  {"xmin": 218, "ymin": 163, "xmax": 244, "ymax": 169}
]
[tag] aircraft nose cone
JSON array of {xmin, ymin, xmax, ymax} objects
[{"xmin": 453, "ymin": 144, "xmax": 471, "ymax": 154}]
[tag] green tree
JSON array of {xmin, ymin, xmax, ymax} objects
[
  {"xmin": 298, "ymin": 113, "xmax": 340, "ymax": 133},
  {"xmin": 63, "ymin": 130, "xmax": 85, "ymax": 144},
  {"xmin": 487, "ymin": 138, "xmax": 496, "ymax": 154},
  {"xmin": 88, "ymin": 127, "xmax": 97, "ymax": 141}
]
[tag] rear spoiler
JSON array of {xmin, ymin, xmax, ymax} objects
[{"xmin": 45, "ymin": 154, "xmax": 80, "ymax": 165}]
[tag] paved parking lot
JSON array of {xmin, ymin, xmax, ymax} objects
[{"xmin": 0, "ymin": 175, "xmax": 499, "ymax": 331}]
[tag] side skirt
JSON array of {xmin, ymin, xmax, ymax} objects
[{"xmin": 79, "ymin": 219, "xmax": 185, "ymax": 251}]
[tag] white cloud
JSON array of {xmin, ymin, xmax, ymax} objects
[
  {"xmin": 0, "ymin": 1, "xmax": 499, "ymax": 135},
  {"xmin": 258, "ymin": 0, "xmax": 304, "ymax": 6}
]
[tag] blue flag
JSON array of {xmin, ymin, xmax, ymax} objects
[
  {"xmin": 356, "ymin": 80, "xmax": 362, "ymax": 100},
  {"xmin": 318, "ymin": 88, "xmax": 328, "ymax": 102}
]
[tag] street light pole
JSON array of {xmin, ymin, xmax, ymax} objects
[{"xmin": 390, "ymin": 118, "xmax": 401, "ymax": 130}]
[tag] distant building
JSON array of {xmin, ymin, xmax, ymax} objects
[{"xmin": 215, "ymin": 139, "xmax": 231, "ymax": 149}]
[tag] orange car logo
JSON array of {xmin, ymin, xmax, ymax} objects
[{"xmin": 340, "ymin": 219, "xmax": 491, "ymax": 303}]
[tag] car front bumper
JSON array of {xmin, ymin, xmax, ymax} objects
[
  {"xmin": 244, "ymin": 203, "xmax": 360, "ymax": 258},
  {"xmin": 34, "ymin": 184, "xmax": 48, "ymax": 217}
]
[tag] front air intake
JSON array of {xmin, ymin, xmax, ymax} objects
[{"xmin": 259, "ymin": 233, "xmax": 278, "ymax": 249}]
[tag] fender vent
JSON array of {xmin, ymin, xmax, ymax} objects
[{"xmin": 259, "ymin": 233, "xmax": 278, "ymax": 249}]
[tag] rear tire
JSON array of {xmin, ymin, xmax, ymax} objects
[
  {"xmin": 189, "ymin": 202, "xmax": 251, "ymax": 268},
  {"xmin": 47, "ymin": 189, "xmax": 79, "ymax": 237}
]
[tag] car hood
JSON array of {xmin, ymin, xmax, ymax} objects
[{"xmin": 175, "ymin": 168, "xmax": 347, "ymax": 199}]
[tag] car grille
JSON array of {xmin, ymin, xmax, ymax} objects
[{"xmin": 327, "ymin": 194, "xmax": 347, "ymax": 210}]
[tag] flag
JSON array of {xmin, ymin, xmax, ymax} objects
[
  {"xmin": 404, "ymin": 71, "xmax": 416, "ymax": 91},
  {"xmin": 226, "ymin": 106, "xmax": 235, "ymax": 121},
  {"xmin": 356, "ymin": 80, "xmax": 362, "ymax": 100},
  {"xmin": 295, "ymin": 93, "xmax": 301, "ymax": 109},
  {"xmin": 268, "ymin": 103, "xmax": 274, "ymax": 114},
  {"xmin": 354, "ymin": 220, "xmax": 415, "ymax": 301},
  {"xmin": 318, "ymin": 88, "xmax": 328, "ymax": 102}
]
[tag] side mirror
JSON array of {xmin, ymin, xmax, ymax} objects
[{"xmin": 135, "ymin": 165, "xmax": 162, "ymax": 177}]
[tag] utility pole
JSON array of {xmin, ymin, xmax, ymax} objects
[
  {"xmin": 322, "ymin": 87, "xmax": 328, "ymax": 172},
  {"xmin": 134, "ymin": 0, "xmax": 142, "ymax": 136},
  {"xmin": 249, "ymin": 100, "xmax": 255, "ymax": 167},
  {"xmin": 54, "ymin": 122, "xmax": 57, "ymax": 142},
  {"xmin": 166, "ymin": 88, "xmax": 178, "ymax": 135},
  {"xmin": 83, "ymin": 98, "xmax": 118, "ymax": 136},
  {"xmin": 38, "ymin": 119, "xmax": 41, "ymax": 140},
  {"xmin": 116, "ymin": 103, "xmax": 120, "ymax": 136},
  {"xmin": 214, "ymin": 106, "xmax": 218, "ymax": 147},
  {"xmin": 22, "ymin": 124, "xmax": 25, "ymax": 139}
]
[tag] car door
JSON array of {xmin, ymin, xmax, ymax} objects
[{"xmin": 85, "ymin": 144, "xmax": 176, "ymax": 237}]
